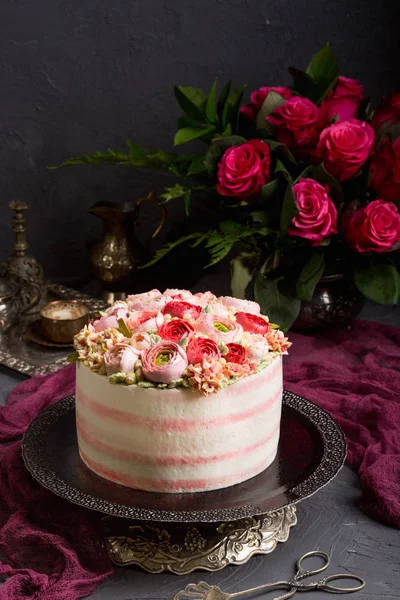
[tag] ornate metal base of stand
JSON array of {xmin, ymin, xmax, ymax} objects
[{"xmin": 105, "ymin": 506, "xmax": 297, "ymax": 574}]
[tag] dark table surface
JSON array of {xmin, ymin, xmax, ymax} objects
[{"xmin": 1, "ymin": 278, "xmax": 400, "ymax": 600}]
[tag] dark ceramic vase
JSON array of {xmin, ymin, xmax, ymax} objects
[{"xmin": 291, "ymin": 274, "xmax": 364, "ymax": 331}]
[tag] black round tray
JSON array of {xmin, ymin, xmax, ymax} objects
[{"xmin": 22, "ymin": 391, "xmax": 346, "ymax": 523}]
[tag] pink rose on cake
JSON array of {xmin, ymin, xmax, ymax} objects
[
  {"xmin": 187, "ymin": 337, "xmax": 221, "ymax": 364},
  {"xmin": 235, "ymin": 312, "xmax": 270, "ymax": 335},
  {"xmin": 104, "ymin": 344, "xmax": 141, "ymax": 375},
  {"xmin": 130, "ymin": 332, "xmax": 152, "ymax": 351},
  {"xmin": 92, "ymin": 314, "xmax": 120, "ymax": 332},
  {"xmin": 158, "ymin": 319, "xmax": 194, "ymax": 343},
  {"xmin": 163, "ymin": 301, "xmax": 202, "ymax": 320},
  {"xmin": 193, "ymin": 291, "xmax": 218, "ymax": 305},
  {"xmin": 219, "ymin": 296, "xmax": 261, "ymax": 315},
  {"xmin": 127, "ymin": 310, "xmax": 164, "ymax": 333},
  {"xmin": 142, "ymin": 341, "xmax": 188, "ymax": 383},
  {"xmin": 242, "ymin": 333, "xmax": 269, "ymax": 364},
  {"xmin": 162, "ymin": 288, "xmax": 195, "ymax": 302},
  {"xmin": 195, "ymin": 314, "xmax": 243, "ymax": 343}
]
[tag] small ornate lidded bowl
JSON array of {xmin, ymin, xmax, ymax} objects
[{"xmin": 40, "ymin": 300, "xmax": 89, "ymax": 343}]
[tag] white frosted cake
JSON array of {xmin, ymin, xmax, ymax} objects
[{"xmin": 72, "ymin": 289, "xmax": 291, "ymax": 493}]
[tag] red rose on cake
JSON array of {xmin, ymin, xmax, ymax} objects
[
  {"xmin": 195, "ymin": 313, "xmax": 243, "ymax": 343},
  {"xmin": 225, "ymin": 343, "xmax": 247, "ymax": 364},
  {"xmin": 142, "ymin": 341, "xmax": 188, "ymax": 383},
  {"xmin": 163, "ymin": 301, "xmax": 202, "ymax": 320},
  {"xmin": 104, "ymin": 344, "xmax": 140, "ymax": 375},
  {"xmin": 187, "ymin": 337, "xmax": 221, "ymax": 365},
  {"xmin": 158, "ymin": 319, "xmax": 194, "ymax": 343},
  {"xmin": 235, "ymin": 312, "xmax": 270, "ymax": 335}
]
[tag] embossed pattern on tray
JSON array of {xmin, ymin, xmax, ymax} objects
[
  {"xmin": 0, "ymin": 283, "xmax": 106, "ymax": 376},
  {"xmin": 21, "ymin": 391, "xmax": 346, "ymax": 523}
]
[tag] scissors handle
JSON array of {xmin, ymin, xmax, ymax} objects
[
  {"xmin": 319, "ymin": 573, "xmax": 366, "ymax": 593},
  {"xmin": 296, "ymin": 551, "xmax": 330, "ymax": 577}
]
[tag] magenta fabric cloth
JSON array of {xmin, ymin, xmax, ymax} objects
[
  {"xmin": 0, "ymin": 364, "xmax": 113, "ymax": 600},
  {"xmin": 284, "ymin": 319, "xmax": 400, "ymax": 529}
]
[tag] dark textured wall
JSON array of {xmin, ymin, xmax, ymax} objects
[{"xmin": 0, "ymin": 0, "xmax": 399, "ymax": 282}]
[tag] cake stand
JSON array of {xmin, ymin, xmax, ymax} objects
[{"xmin": 22, "ymin": 391, "xmax": 346, "ymax": 574}]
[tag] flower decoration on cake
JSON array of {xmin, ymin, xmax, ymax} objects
[{"xmin": 72, "ymin": 289, "xmax": 290, "ymax": 396}]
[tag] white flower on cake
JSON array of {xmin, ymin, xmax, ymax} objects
[{"xmin": 72, "ymin": 288, "xmax": 291, "ymax": 396}]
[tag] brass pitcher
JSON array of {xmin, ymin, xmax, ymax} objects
[{"xmin": 88, "ymin": 192, "xmax": 166, "ymax": 287}]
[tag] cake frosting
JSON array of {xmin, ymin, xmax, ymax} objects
[{"xmin": 72, "ymin": 288, "xmax": 291, "ymax": 493}]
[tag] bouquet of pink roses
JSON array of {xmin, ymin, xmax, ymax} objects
[{"xmin": 58, "ymin": 45, "xmax": 400, "ymax": 329}]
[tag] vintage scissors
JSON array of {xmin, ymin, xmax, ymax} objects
[{"xmin": 173, "ymin": 551, "xmax": 365, "ymax": 600}]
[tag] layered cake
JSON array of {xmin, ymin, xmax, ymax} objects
[{"xmin": 72, "ymin": 289, "xmax": 291, "ymax": 493}]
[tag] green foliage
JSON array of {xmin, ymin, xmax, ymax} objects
[
  {"xmin": 51, "ymin": 144, "xmax": 176, "ymax": 171},
  {"xmin": 67, "ymin": 351, "xmax": 79, "ymax": 363},
  {"xmin": 296, "ymin": 250, "xmax": 325, "ymax": 301},
  {"xmin": 205, "ymin": 79, "xmax": 218, "ymax": 123},
  {"xmin": 288, "ymin": 43, "xmax": 339, "ymax": 104},
  {"xmin": 354, "ymin": 262, "xmax": 400, "ymax": 305},
  {"xmin": 254, "ymin": 272, "xmax": 301, "ymax": 331},
  {"xmin": 140, "ymin": 221, "xmax": 272, "ymax": 270},
  {"xmin": 174, "ymin": 126, "xmax": 216, "ymax": 146},
  {"xmin": 255, "ymin": 90, "xmax": 286, "ymax": 130},
  {"xmin": 174, "ymin": 86, "xmax": 207, "ymax": 121},
  {"xmin": 118, "ymin": 318, "xmax": 132, "ymax": 338}
]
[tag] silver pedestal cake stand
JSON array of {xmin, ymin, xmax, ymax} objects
[{"xmin": 22, "ymin": 391, "xmax": 346, "ymax": 574}]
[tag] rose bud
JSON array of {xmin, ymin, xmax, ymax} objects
[{"xmin": 142, "ymin": 341, "xmax": 188, "ymax": 383}]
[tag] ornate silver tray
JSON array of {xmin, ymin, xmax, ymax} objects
[
  {"xmin": 22, "ymin": 391, "xmax": 346, "ymax": 521},
  {"xmin": 0, "ymin": 283, "xmax": 106, "ymax": 376},
  {"xmin": 21, "ymin": 390, "xmax": 346, "ymax": 573}
]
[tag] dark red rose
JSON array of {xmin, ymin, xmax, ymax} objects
[
  {"xmin": 216, "ymin": 139, "xmax": 271, "ymax": 201},
  {"xmin": 225, "ymin": 343, "xmax": 247, "ymax": 364},
  {"xmin": 235, "ymin": 312, "xmax": 270, "ymax": 335},
  {"xmin": 240, "ymin": 86, "xmax": 293, "ymax": 120},
  {"xmin": 319, "ymin": 76, "xmax": 364, "ymax": 127},
  {"xmin": 162, "ymin": 301, "xmax": 201, "ymax": 320},
  {"xmin": 316, "ymin": 119, "xmax": 374, "ymax": 181},
  {"xmin": 369, "ymin": 138, "xmax": 400, "ymax": 203},
  {"xmin": 187, "ymin": 337, "xmax": 221, "ymax": 365},
  {"xmin": 372, "ymin": 92, "xmax": 400, "ymax": 130},
  {"xmin": 158, "ymin": 319, "xmax": 194, "ymax": 343},
  {"xmin": 267, "ymin": 96, "xmax": 320, "ymax": 156},
  {"xmin": 342, "ymin": 199, "xmax": 400, "ymax": 253}
]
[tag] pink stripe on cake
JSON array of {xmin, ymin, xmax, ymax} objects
[
  {"xmin": 79, "ymin": 448, "xmax": 276, "ymax": 492},
  {"xmin": 77, "ymin": 418, "xmax": 280, "ymax": 466},
  {"xmin": 77, "ymin": 386, "xmax": 282, "ymax": 432}
]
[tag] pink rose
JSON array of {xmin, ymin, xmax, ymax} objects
[
  {"xmin": 342, "ymin": 199, "xmax": 400, "ymax": 253},
  {"xmin": 142, "ymin": 341, "xmax": 188, "ymax": 383},
  {"xmin": 267, "ymin": 97, "xmax": 319, "ymax": 156},
  {"xmin": 104, "ymin": 344, "xmax": 140, "ymax": 375},
  {"xmin": 288, "ymin": 178, "xmax": 338, "ymax": 246},
  {"xmin": 127, "ymin": 289, "xmax": 161, "ymax": 307},
  {"xmin": 240, "ymin": 86, "xmax": 293, "ymax": 120},
  {"xmin": 126, "ymin": 310, "xmax": 163, "ymax": 333},
  {"xmin": 216, "ymin": 140, "xmax": 271, "ymax": 201},
  {"xmin": 192, "ymin": 291, "xmax": 218, "ymax": 306},
  {"xmin": 218, "ymin": 296, "xmax": 261, "ymax": 315},
  {"xmin": 158, "ymin": 319, "xmax": 194, "ymax": 342},
  {"xmin": 372, "ymin": 92, "xmax": 400, "ymax": 130},
  {"xmin": 245, "ymin": 335, "xmax": 268, "ymax": 364},
  {"xmin": 316, "ymin": 119, "xmax": 374, "ymax": 181},
  {"xmin": 319, "ymin": 76, "xmax": 364, "ymax": 126},
  {"xmin": 369, "ymin": 138, "xmax": 400, "ymax": 203},
  {"xmin": 162, "ymin": 301, "xmax": 201, "ymax": 320},
  {"xmin": 93, "ymin": 314, "xmax": 119, "ymax": 332},
  {"xmin": 195, "ymin": 314, "xmax": 243, "ymax": 343},
  {"xmin": 186, "ymin": 337, "xmax": 221, "ymax": 365},
  {"xmin": 235, "ymin": 312, "xmax": 270, "ymax": 335},
  {"xmin": 130, "ymin": 332, "xmax": 152, "ymax": 351}
]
